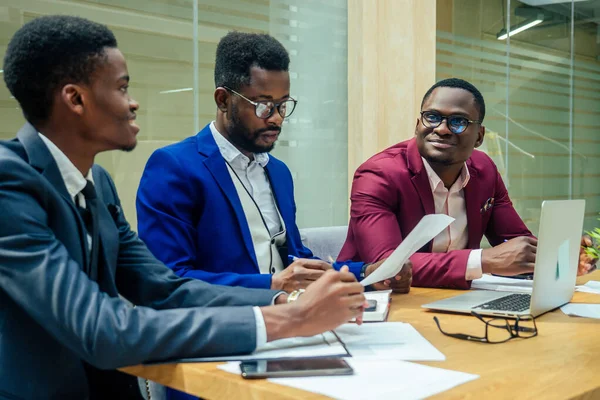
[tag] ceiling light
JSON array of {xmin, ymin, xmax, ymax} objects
[
  {"xmin": 497, "ymin": 15, "xmax": 544, "ymax": 40},
  {"xmin": 159, "ymin": 87, "xmax": 193, "ymax": 94}
]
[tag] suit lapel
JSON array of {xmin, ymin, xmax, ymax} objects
[
  {"xmin": 406, "ymin": 138, "xmax": 437, "ymax": 252},
  {"xmin": 406, "ymin": 138, "xmax": 435, "ymax": 216},
  {"xmin": 91, "ymin": 168, "xmax": 119, "ymax": 294},
  {"xmin": 17, "ymin": 124, "xmax": 70, "ymax": 201},
  {"xmin": 463, "ymin": 160, "xmax": 482, "ymax": 248},
  {"xmin": 17, "ymin": 124, "xmax": 90, "ymax": 268},
  {"xmin": 197, "ymin": 126, "xmax": 259, "ymax": 270},
  {"xmin": 95, "ymin": 205, "xmax": 119, "ymax": 294}
]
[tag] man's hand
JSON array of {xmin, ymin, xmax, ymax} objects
[
  {"xmin": 481, "ymin": 236, "xmax": 537, "ymax": 276},
  {"xmin": 578, "ymin": 235, "xmax": 598, "ymax": 276},
  {"xmin": 262, "ymin": 266, "xmax": 366, "ymax": 341},
  {"xmin": 366, "ymin": 259, "xmax": 413, "ymax": 293},
  {"xmin": 271, "ymin": 259, "xmax": 332, "ymax": 292},
  {"xmin": 290, "ymin": 266, "xmax": 366, "ymax": 337}
]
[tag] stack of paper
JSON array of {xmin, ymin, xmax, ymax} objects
[
  {"xmin": 576, "ymin": 281, "xmax": 600, "ymax": 294},
  {"xmin": 335, "ymin": 322, "xmax": 445, "ymax": 361},
  {"xmin": 216, "ymin": 322, "xmax": 465, "ymax": 398},
  {"xmin": 472, "ymin": 276, "xmax": 600, "ymax": 295},
  {"xmin": 219, "ymin": 359, "xmax": 478, "ymax": 400},
  {"xmin": 165, "ymin": 331, "xmax": 347, "ymax": 363},
  {"xmin": 561, "ymin": 303, "xmax": 600, "ymax": 319},
  {"xmin": 168, "ymin": 322, "xmax": 444, "ymax": 364}
]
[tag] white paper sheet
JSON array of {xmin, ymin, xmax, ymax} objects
[
  {"xmin": 166, "ymin": 331, "xmax": 347, "ymax": 363},
  {"xmin": 334, "ymin": 322, "xmax": 445, "ymax": 361},
  {"xmin": 360, "ymin": 214, "xmax": 454, "ymax": 286},
  {"xmin": 473, "ymin": 276, "xmax": 600, "ymax": 295},
  {"xmin": 575, "ymin": 281, "xmax": 600, "ymax": 294},
  {"xmin": 219, "ymin": 359, "xmax": 478, "ymax": 400},
  {"xmin": 471, "ymin": 274, "xmax": 534, "ymax": 293},
  {"xmin": 561, "ymin": 303, "xmax": 600, "ymax": 319}
]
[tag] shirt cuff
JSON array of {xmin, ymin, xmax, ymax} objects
[
  {"xmin": 465, "ymin": 249, "xmax": 483, "ymax": 281},
  {"xmin": 253, "ymin": 306, "xmax": 267, "ymax": 349},
  {"xmin": 272, "ymin": 291, "xmax": 287, "ymax": 304}
]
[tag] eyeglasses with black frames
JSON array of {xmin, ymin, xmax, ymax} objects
[
  {"xmin": 224, "ymin": 86, "xmax": 297, "ymax": 120},
  {"xmin": 433, "ymin": 311, "xmax": 538, "ymax": 344},
  {"xmin": 420, "ymin": 111, "xmax": 481, "ymax": 134}
]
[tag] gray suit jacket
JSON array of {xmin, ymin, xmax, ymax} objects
[{"xmin": 0, "ymin": 124, "xmax": 278, "ymax": 399}]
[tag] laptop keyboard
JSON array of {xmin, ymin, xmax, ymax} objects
[{"xmin": 473, "ymin": 293, "xmax": 531, "ymax": 312}]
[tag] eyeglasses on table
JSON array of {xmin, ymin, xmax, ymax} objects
[{"xmin": 433, "ymin": 311, "xmax": 538, "ymax": 344}]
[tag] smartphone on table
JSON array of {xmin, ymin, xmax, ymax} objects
[
  {"xmin": 240, "ymin": 357, "xmax": 353, "ymax": 379},
  {"xmin": 365, "ymin": 299, "xmax": 377, "ymax": 312}
]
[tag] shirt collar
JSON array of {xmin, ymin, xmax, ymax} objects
[
  {"xmin": 38, "ymin": 132, "xmax": 94, "ymax": 199},
  {"xmin": 421, "ymin": 157, "xmax": 470, "ymax": 192},
  {"xmin": 209, "ymin": 121, "xmax": 269, "ymax": 168}
]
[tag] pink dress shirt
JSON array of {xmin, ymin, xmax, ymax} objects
[{"xmin": 422, "ymin": 158, "xmax": 483, "ymax": 280}]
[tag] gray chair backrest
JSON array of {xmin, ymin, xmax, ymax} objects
[{"xmin": 299, "ymin": 226, "xmax": 348, "ymax": 261}]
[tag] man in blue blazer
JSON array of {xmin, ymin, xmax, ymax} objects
[
  {"xmin": 137, "ymin": 32, "xmax": 412, "ymax": 295},
  {"xmin": 0, "ymin": 16, "xmax": 367, "ymax": 399}
]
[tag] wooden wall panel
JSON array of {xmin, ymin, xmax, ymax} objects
[{"xmin": 347, "ymin": 0, "xmax": 437, "ymax": 191}]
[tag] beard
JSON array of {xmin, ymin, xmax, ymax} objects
[
  {"xmin": 121, "ymin": 142, "xmax": 137, "ymax": 152},
  {"xmin": 227, "ymin": 104, "xmax": 279, "ymax": 154},
  {"xmin": 422, "ymin": 152, "xmax": 455, "ymax": 166},
  {"xmin": 416, "ymin": 133, "xmax": 456, "ymax": 166}
]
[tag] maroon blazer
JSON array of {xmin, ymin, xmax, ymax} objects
[{"xmin": 339, "ymin": 138, "xmax": 532, "ymax": 289}]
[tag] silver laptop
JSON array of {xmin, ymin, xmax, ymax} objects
[{"xmin": 422, "ymin": 200, "xmax": 585, "ymax": 318}]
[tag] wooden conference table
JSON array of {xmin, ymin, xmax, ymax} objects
[{"xmin": 122, "ymin": 270, "xmax": 600, "ymax": 399}]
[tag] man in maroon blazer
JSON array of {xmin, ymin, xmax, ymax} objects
[{"xmin": 339, "ymin": 78, "xmax": 595, "ymax": 290}]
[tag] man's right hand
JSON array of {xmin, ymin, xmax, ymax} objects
[
  {"xmin": 271, "ymin": 259, "xmax": 332, "ymax": 292},
  {"xmin": 481, "ymin": 236, "xmax": 537, "ymax": 276},
  {"xmin": 262, "ymin": 266, "xmax": 366, "ymax": 341},
  {"xmin": 367, "ymin": 259, "xmax": 412, "ymax": 293}
]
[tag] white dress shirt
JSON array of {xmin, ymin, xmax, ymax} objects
[
  {"xmin": 39, "ymin": 133, "xmax": 91, "ymax": 205},
  {"xmin": 422, "ymin": 158, "xmax": 483, "ymax": 281},
  {"xmin": 38, "ymin": 132, "xmax": 271, "ymax": 348},
  {"xmin": 210, "ymin": 123, "xmax": 286, "ymax": 346},
  {"xmin": 210, "ymin": 122, "xmax": 281, "ymax": 236},
  {"xmin": 39, "ymin": 133, "xmax": 93, "ymax": 249}
]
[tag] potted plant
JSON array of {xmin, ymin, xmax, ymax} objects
[{"xmin": 583, "ymin": 215, "xmax": 600, "ymax": 263}]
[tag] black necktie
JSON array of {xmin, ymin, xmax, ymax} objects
[{"xmin": 76, "ymin": 180, "xmax": 99, "ymax": 279}]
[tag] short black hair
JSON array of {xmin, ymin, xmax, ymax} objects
[
  {"xmin": 214, "ymin": 31, "xmax": 289, "ymax": 90},
  {"xmin": 421, "ymin": 78, "xmax": 486, "ymax": 121},
  {"xmin": 3, "ymin": 15, "xmax": 117, "ymax": 125}
]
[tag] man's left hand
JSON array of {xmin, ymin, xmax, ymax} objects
[
  {"xmin": 365, "ymin": 259, "xmax": 413, "ymax": 293},
  {"xmin": 579, "ymin": 235, "xmax": 598, "ymax": 276}
]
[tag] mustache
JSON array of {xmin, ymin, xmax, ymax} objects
[
  {"xmin": 254, "ymin": 127, "xmax": 281, "ymax": 135},
  {"xmin": 428, "ymin": 135, "xmax": 457, "ymax": 145}
]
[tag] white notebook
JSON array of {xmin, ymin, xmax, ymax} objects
[{"xmin": 363, "ymin": 290, "xmax": 391, "ymax": 322}]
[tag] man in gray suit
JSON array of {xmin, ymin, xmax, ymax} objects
[{"xmin": 0, "ymin": 16, "xmax": 366, "ymax": 400}]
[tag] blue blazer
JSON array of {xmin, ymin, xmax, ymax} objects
[{"xmin": 137, "ymin": 124, "xmax": 363, "ymax": 289}]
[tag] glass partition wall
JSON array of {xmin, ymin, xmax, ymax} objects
[
  {"xmin": 437, "ymin": 0, "xmax": 600, "ymax": 234},
  {"xmin": 0, "ymin": 0, "xmax": 349, "ymax": 229},
  {"xmin": 2, "ymin": 1, "xmax": 596, "ymax": 233}
]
